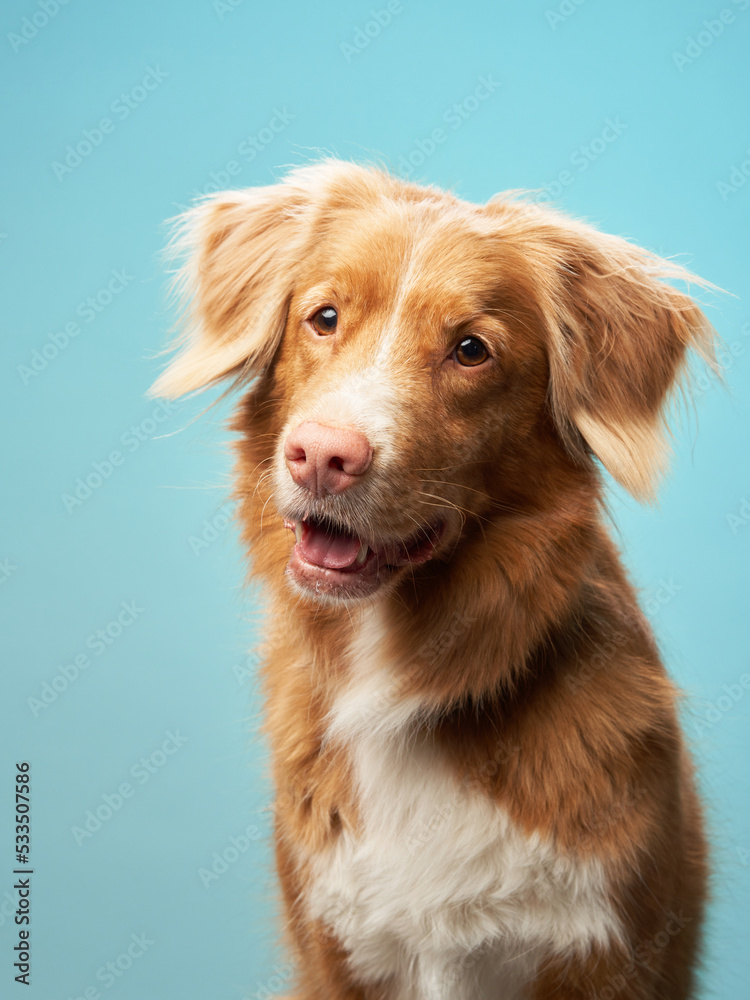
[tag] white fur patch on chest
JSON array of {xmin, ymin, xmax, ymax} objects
[{"xmin": 303, "ymin": 608, "xmax": 622, "ymax": 1000}]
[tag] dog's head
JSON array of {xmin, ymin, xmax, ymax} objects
[{"xmin": 151, "ymin": 160, "xmax": 714, "ymax": 603}]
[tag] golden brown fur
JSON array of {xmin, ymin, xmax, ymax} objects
[{"xmin": 151, "ymin": 160, "xmax": 713, "ymax": 999}]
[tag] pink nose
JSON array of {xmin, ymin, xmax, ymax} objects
[{"xmin": 284, "ymin": 421, "xmax": 373, "ymax": 496}]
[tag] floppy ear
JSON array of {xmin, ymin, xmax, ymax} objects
[
  {"xmin": 493, "ymin": 201, "xmax": 717, "ymax": 501},
  {"xmin": 149, "ymin": 159, "xmax": 387, "ymax": 399},
  {"xmin": 148, "ymin": 184, "xmax": 306, "ymax": 398}
]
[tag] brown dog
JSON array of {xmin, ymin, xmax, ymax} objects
[{"xmin": 151, "ymin": 160, "xmax": 714, "ymax": 999}]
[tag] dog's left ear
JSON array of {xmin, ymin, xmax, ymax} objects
[{"xmin": 492, "ymin": 201, "xmax": 717, "ymax": 501}]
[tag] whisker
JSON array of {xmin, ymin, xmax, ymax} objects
[
  {"xmin": 415, "ymin": 493, "xmax": 467, "ymax": 533},
  {"xmin": 254, "ymin": 471, "xmax": 277, "ymax": 538},
  {"xmin": 413, "ymin": 460, "xmax": 488, "ymax": 473},
  {"xmin": 245, "ymin": 455, "xmax": 274, "ymax": 480},
  {"xmin": 415, "ymin": 491, "xmax": 474, "ymax": 519},
  {"xmin": 419, "ymin": 479, "xmax": 526, "ymax": 515}
]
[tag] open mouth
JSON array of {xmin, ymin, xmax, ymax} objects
[{"xmin": 283, "ymin": 515, "xmax": 445, "ymax": 599}]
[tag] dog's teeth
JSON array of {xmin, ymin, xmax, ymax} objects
[
  {"xmin": 294, "ymin": 521, "xmax": 303, "ymax": 543},
  {"xmin": 354, "ymin": 544, "xmax": 368, "ymax": 567}
]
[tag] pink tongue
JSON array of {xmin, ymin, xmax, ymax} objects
[{"xmin": 298, "ymin": 521, "xmax": 362, "ymax": 569}]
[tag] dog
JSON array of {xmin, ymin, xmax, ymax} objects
[{"xmin": 150, "ymin": 160, "xmax": 715, "ymax": 999}]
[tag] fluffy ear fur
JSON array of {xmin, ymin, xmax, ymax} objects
[
  {"xmin": 149, "ymin": 160, "xmax": 378, "ymax": 399},
  {"xmin": 489, "ymin": 198, "xmax": 717, "ymax": 501},
  {"xmin": 148, "ymin": 186, "xmax": 302, "ymax": 398}
]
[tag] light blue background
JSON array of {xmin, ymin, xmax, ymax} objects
[{"xmin": 1, "ymin": 1, "xmax": 748, "ymax": 998}]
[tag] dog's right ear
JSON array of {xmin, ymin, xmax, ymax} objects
[
  {"xmin": 148, "ymin": 181, "xmax": 313, "ymax": 399},
  {"xmin": 149, "ymin": 160, "xmax": 388, "ymax": 399}
]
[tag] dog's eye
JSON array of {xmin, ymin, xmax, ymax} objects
[
  {"xmin": 454, "ymin": 336, "xmax": 489, "ymax": 367},
  {"xmin": 311, "ymin": 307, "xmax": 338, "ymax": 335}
]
